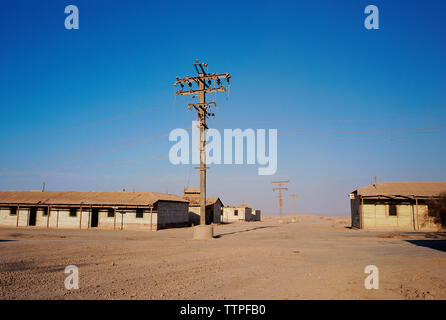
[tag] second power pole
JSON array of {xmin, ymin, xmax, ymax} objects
[{"xmin": 272, "ymin": 180, "xmax": 289, "ymax": 223}]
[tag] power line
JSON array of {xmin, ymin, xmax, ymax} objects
[
  {"xmin": 215, "ymin": 118, "xmax": 446, "ymax": 129},
  {"xmin": 0, "ymin": 132, "xmax": 167, "ymax": 171},
  {"xmin": 0, "ymin": 128, "xmax": 192, "ymax": 173},
  {"xmin": 278, "ymin": 126, "xmax": 446, "ymax": 136},
  {"xmin": 0, "ymin": 154, "xmax": 168, "ymax": 176},
  {"xmin": 3, "ymin": 124, "xmax": 444, "ymax": 173},
  {"xmin": 0, "ymin": 97, "xmax": 192, "ymax": 144}
]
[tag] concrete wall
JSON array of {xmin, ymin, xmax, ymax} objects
[
  {"xmin": 0, "ymin": 207, "xmax": 61, "ymax": 228},
  {"xmin": 188, "ymin": 203, "xmax": 221, "ymax": 225},
  {"xmin": 352, "ymin": 198, "xmax": 438, "ymax": 231},
  {"xmin": 157, "ymin": 201, "xmax": 189, "ymax": 229},
  {"xmin": 188, "ymin": 206, "xmax": 201, "ymax": 226},
  {"xmin": 213, "ymin": 202, "xmax": 222, "ymax": 224},
  {"xmin": 245, "ymin": 207, "xmax": 253, "ymax": 221},
  {"xmin": 253, "ymin": 210, "xmax": 261, "ymax": 221},
  {"xmin": 112, "ymin": 209, "xmax": 157, "ymax": 231},
  {"xmin": 0, "ymin": 207, "xmax": 19, "ymax": 227},
  {"xmin": 0, "ymin": 201, "xmax": 188, "ymax": 231},
  {"xmin": 222, "ymin": 207, "xmax": 251, "ymax": 222}
]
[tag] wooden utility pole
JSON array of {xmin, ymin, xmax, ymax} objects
[
  {"xmin": 289, "ymin": 193, "xmax": 298, "ymax": 222},
  {"xmin": 174, "ymin": 60, "xmax": 231, "ymax": 225},
  {"xmin": 272, "ymin": 180, "xmax": 289, "ymax": 223}
]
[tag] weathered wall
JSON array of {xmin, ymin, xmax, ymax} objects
[
  {"xmin": 157, "ymin": 201, "xmax": 189, "ymax": 229},
  {"xmin": 0, "ymin": 202, "xmax": 189, "ymax": 231},
  {"xmin": 213, "ymin": 202, "xmax": 222, "ymax": 224},
  {"xmin": 114, "ymin": 209, "xmax": 156, "ymax": 231},
  {"xmin": 415, "ymin": 204, "xmax": 436, "ymax": 229},
  {"xmin": 0, "ymin": 207, "xmax": 18, "ymax": 227},
  {"xmin": 222, "ymin": 207, "xmax": 250, "ymax": 222},
  {"xmin": 188, "ymin": 203, "xmax": 221, "ymax": 225},
  {"xmin": 253, "ymin": 210, "xmax": 261, "ymax": 221},
  {"xmin": 357, "ymin": 199, "xmax": 438, "ymax": 231},
  {"xmin": 222, "ymin": 207, "xmax": 237, "ymax": 222},
  {"xmin": 0, "ymin": 207, "xmax": 84, "ymax": 229},
  {"xmin": 188, "ymin": 206, "xmax": 201, "ymax": 226},
  {"xmin": 245, "ymin": 207, "xmax": 253, "ymax": 221}
]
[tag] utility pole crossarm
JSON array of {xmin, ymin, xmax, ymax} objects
[
  {"xmin": 174, "ymin": 73, "xmax": 231, "ymax": 86},
  {"xmin": 176, "ymin": 86, "xmax": 227, "ymax": 96},
  {"xmin": 273, "ymin": 187, "xmax": 288, "ymax": 192}
]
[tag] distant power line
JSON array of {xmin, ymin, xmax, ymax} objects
[
  {"xmin": 229, "ymin": 117, "xmax": 446, "ymax": 126},
  {"xmin": 0, "ymin": 133, "xmax": 169, "ymax": 171},
  {"xmin": 0, "ymin": 154, "xmax": 168, "ymax": 176},
  {"xmin": 0, "ymin": 128, "xmax": 192, "ymax": 173},
  {"xmin": 0, "ymin": 97, "xmax": 192, "ymax": 144},
  {"xmin": 278, "ymin": 126, "xmax": 446, "ymax": 136}
]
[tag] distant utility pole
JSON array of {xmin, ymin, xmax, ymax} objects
[
  {"xmin": 289, "ymin": 193, "xmax": 298, "ymax": 222},
  {"xmin": 174, "ymin": 61, "xmax": 231, "ymax": 225},
  {"xmin": 272, "ymin": 180, "xmax": 289, "ymax": 223}
]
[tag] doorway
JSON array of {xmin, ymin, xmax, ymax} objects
[
  {"xmin": 28, "ymin": 207, "xmax": 37, "ymax": 226},
  {"xmin": 91, "ymin": 208, "xmax": 99, "ymax": 228},
  {"xmin": 205, "ymin": 207, "xmax": 213, "ymax": 225}
]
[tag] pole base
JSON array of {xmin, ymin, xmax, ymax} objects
[
  {"xmin": 291, "ymin": 218, "xmax": 297, "ymax": 223},
  {"xmin": 278, "ymin": 219, "xmax": 284, "ymax": 224},
  {"xmin": 192, "ymin": 224, "xmax": 214, "ymax": 240}
]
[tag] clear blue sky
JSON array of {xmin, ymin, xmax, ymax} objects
[{"xmin": 1, "ymin": 0, "xmax": 445, "ymax": 216}]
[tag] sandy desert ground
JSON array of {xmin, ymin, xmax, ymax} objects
[{"xmin": 0, "ymin": 214, "xmax": 445, "ymax": 300}]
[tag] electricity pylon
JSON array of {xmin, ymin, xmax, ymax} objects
[
  {"xmin": 272, "ymin": 180, "xmax": 289, "ymax": 223},
  {"xmin": 174, "ymin": 61, "xmax": 231, "ymax": 225}
]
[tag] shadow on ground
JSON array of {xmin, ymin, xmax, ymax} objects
[
  {"xmin": 0, "ymin": 240, "xmax": 16, "ymax": 242},
  {"xmin": 215, "ymin": 226, "xmax": 276, "ymax": 238},
  {"xmin": 406, "ymin": 240, "xmax": 446, "ymax": 253}
]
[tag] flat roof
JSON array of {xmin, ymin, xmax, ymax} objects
[
  {"xmin": 353, "ymin": 182, "xmax": 446, "ymax": 198},
  {"xmin": 0, "ymin": 191, "xmax": 188, "ymax": 206}
]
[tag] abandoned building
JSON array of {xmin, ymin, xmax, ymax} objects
[
  {"xmin": 222, "ymin": 204, "xmax": 261, "ymax": 222},
  {"xmin": 0, "ymin": 191, "xmax": 189, "ymax": 231},
  {"xmin": 253, "ymin": 209, "xmax": 261, "ymax": 221},
  {"xmin": 183, "ymin": 187, "xmax": 223, "ymax": 225},
  {"xmin": 350, "ymin": 181, "xmax": 446, "ymax": 230}
]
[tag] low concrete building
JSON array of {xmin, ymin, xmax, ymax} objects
[
  {"xmin": 0, "ymin": 191, "xmax": 189, "ymax": 231},
  {"xmin": 350, "ymin": 182, "xmax": 446, "ymax": 231},
  {"xmin": 183, "ymin": 188, "xmax": 223, "ymax": 225},
  {"xmin": 222, "ymin": 204, "xmax": 254, "ymax": 222}
]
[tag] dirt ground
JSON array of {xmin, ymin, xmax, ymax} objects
[{"xmin": 1, "ymin": 214, "xmax": 445, "ymax": 300}]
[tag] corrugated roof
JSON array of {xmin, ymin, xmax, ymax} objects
[
  {"xmin": 354, "ymin": 182, "xmax": 446, "ymax": 197},
  {"xmin": 0, "ymin": 191, "xmax": 188, "ymax": 206}
]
